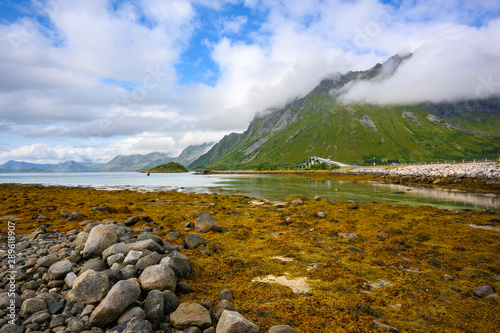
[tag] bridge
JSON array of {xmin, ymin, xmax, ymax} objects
[{"xmin": 294, "ymin": 156, "xmax": 350, "ymax": 169}]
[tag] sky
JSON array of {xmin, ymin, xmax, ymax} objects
[{"xmin": 1, "ymin": 0, "xmax": 500, "ymax": 164}]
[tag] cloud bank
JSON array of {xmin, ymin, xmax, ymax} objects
[{"xmin": 0, "ymin": 0, "xmax": 499, "ymax": 163}]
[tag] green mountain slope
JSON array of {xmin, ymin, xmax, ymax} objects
[{"xmin": 190, "ymin": 56, "xmax": 500, "ymax": 169}]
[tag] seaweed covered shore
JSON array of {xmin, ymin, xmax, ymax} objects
[{"xmin": 0, "ymin": 184, "xmax": 499, "ymax": 332}]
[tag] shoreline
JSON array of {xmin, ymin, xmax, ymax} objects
[
  {"xmin": 0, "ymin": 184, "xmax": 499, "ymax": 332},
  {"xmin": 195, "ymin": 162, "xmax": 500, "ymax": 195}
]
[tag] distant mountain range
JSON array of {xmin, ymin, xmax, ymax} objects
[
  {"xmin": 189, "ymin": 55, "xmax": 500, "ymax": 169},
  {"xmin": 0, "ymin": 143, "xmax": 213, "ymax": 172}
]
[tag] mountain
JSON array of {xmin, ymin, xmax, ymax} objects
[
  {"xmin": 144, "ymin": 162, "xmax": 188, "ymax": 173},
  {"xmin": 1, "ymin": 160, "xmax": 60, "ymax": 171},
  {"xmin": 190, "ymin": 55, "xmax": 500, "ymax": 169},
  {"xmin": 100, "ymin": 152, "xmax": 174, "ymax": 172},
  {"xmin": 176, "ymin": 142, "xmax": 214, "ymax": 166},
  {"xmin": 56, "ymin": 160, "xmax": 88, "ymax": 172}
]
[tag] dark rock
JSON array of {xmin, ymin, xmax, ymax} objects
[
  {"xmin": 124, "ymin": 216, "xmax": 141, "ymax": 227},
  {"xmin": 144, "ymin": 290, "xmax": 164, "ymax": 329},
  {"xmin": 117, "ymin": 306, "xmax": 147, "ymax": 325},
  {"xmin": 163, "ymin": 290, "xmax": 180, "ymax": 315},
  {"xmin": 185, "ymin": 233, "xmax": 206, "ymax": 249},
  {"xmin": 166, "ymin": 232, "xmax": 180, "ymax": 240},
  {"xmin": 50, "ymin": 314, "xmax": 66, "ymax": 328},
  {"xmin": 219, "ymin": 289, "xmax": 233, "ymax": 301},
  {"xmin": 90, "ymin": 280, "xmax": 141, "ymax": 327},
  {"xmin": 121, "ymin": 265, "xmax": 138, "ymax": 280},
  {"xmin": 137, "ymin": 232, "xmax": 163, "ymax": 245},
  {"xmin": 80, "ymin": 257, "xmax": 107, "ymax": 273},
  {"xmin": 0, "ymin": 292, "xmax": 22, "ymax": 309},
  {"xmin": 48, "ymin": 301, "xmax": 65, "ymax": 314},
  {"xmin": 20, "ymin": 298, "xmax": 47, "ymax": 317},
  {"xmin": 36, "ymin": 256, "xmax": 59, "ymax": 268},
  {"xmin": 214, "ymin": 300, "xmax": 238, "ymax": 321},
  {"xmin": 68, "ymin": 316, "xmax": 85, "ymax": 331},
  {"xmin": 176, "ymin": 282, "xmax": 190, "ymax": 294},
  {"xmin": 160, "ymin": 251, "xmax": 191, "ymax": 278},
  {"xmin": 0, "ymin": 324, "xmax": 24, "ymax": 333},
  {"xmin": 195, "ymin": 214, "xmax": 222, "ymax": 233},
  {"xmin": 109, "ymin": 317, "xmax": 153, "ymax": 333},
  {"xmin": 92, "ymin": 206, "xmax": 110, "ymax": 212},
  {"xmin": 136, "ymin": 252, "xmax": 161, "ymax": 271},
  {"xmin": 473, "ymin": 285, "xmax": 494, "ymax": 298}
]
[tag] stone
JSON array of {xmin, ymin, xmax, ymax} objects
[
  {"xmin": 65, "ymin": 272, "xmax": 78, "ymax": 288},
  {"xmin": 388, "ymin": 304, "xmax": 402, "ymax": 312},
  {"xmin": 139, "ymin": 264, "xmax": 176, "ymax": 292},
  {"xmin": 102, "ymin": 243, "xmax": 131, "ymax": 262},
  {"xmin": 376, "ymin": 231, "xmax": 388, "ymax": 241},
  {"xmin": 36, "ymin": 256, "xmax": 59, "ymax": 268},
  {"xmin": 204, "ymin": 328, "xmax": 216, "ymax": 333},
  {"xmin": 117, "ymin": 307, "xmax": 147, "ymax": 325},
  {"xmin": 214, "ymin": 300, "xmax": 238, "ymax": 321},
  {"xmin": 109, "ymin": 317, "xmax": 153, "ymax": 333},
  {"xmin": 93, "ymin": 206, "xmax": 110, "ymax": 212},
  {"xmin": 137, "ymin": 232, "xmax": 163, "ymax": 245},
  {"xmin": 0, "ymin": 324, "xmax": 24, "ymax": 333},
  {"xmin": 80, "ymin": 257, "xmax": 107, "ymax": 273},
  {"xmin": 163, "ymin": 289, "xmax": 180, "ymax": 314},
  {"xmin": 121, "ymin": 265, "xmax": 138, "ymax": 280},
  {"xmin": 83, "ymin": 221, "xmax": 102, "ymax": 232},
  {"xmin": 176, "ymin": 281, "xmax": 190, "ymax": 294},
  {"xmin": 160, "ymin": 251, "xmax": 191, "ymax": 278},
  {"xmin": 216, "ymin": 310, "xmax": 259, "ymax": 333},
  {"xmin": 0, "ymin": 292, "xmax": 22, "ymax": 309},
  {"xmin": 83, "ymin": 224, "xmax": 118, "ymax": 258},
  {"xmin": 48, "ymin": 301, "xmax": 65, "ymax": 314},
  {"xmin": 107, "ymin": 253, "xmax": 126, "ymax": 267},
  {"xmin": 123, "ymin": 250, "xmax": 144, "ymax": 266},
  {"xmin": 291, "ymin": 198, "xmax": 303, "ymax": 206},
  {"xmin": 372, "ymin": 320, "xmax": 400, "ymax": 332},
  {"xmin": 124, "ymin": 216, "xmax": 141, "ymax": 226},
  {"xmin": 316, "ymin": 211, "xmax": 326, "ymax": 218},
  {"xmin": 473, "ymin": 285, "xmax": 494, "ymax": 298},
  {"xmin": 20, "ymin": 298, "xmax": 47, "ymax": 316},
  {"xmin": 50, "ymin": 314, "xmax": 65, "ymax": 328},
  {"xmin": 68, "ymin": 317, "xmax": 85, "ymax": 331},
  {"xmin": 48, "ymin": 259, "xmax": 73, "ymax": 280},
  {"xmin": 486, "ymin": 294, "xmax": 498, "ymax": 301},
  {"xmin": 128, "ymin": 239, "xmax": 164, "ymax": 253},
  {"xmin": 135, "ymin": 252, "xmax": 161, "ymax": 271},
  {"xmin": 90, "ymin": 280, "xmax": 141, "ymax": 327},
  {"xmin": 219, "ymin": 289, "xmax": 233, "ymax": 301},
  {"xmin": 166, "ymin": 231, "xmax": 180, "ymax": 240},
  {"xmin": 313, "ymin": 195, "xmax": 321, "ymax": 201},
  {"xmin": 66, "ymin": 269, "xmax": 109, "ymax": 303},
  {"xmin": 268, "ymin": 325, "xmax": 295, "ymax": 333},
  {"xmin": 28, "ymin": 310, "xmax": 51, "ymax": 324},
  {"xmin": 195, "ymin": 213, "xmax": 222, "ymax": 233},
  {"xmin": 170, "ymin": 302, "xmax": 212, "ymax": 330},
  {"xmin": 144, "ymin": 289, "xmax": 164, "ymax": 328},
  {"xmin": 185, "ymin": 233, "xmax": 206, "ymax": 249}
]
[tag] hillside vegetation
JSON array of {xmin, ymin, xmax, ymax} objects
[{"xmin": 190, "ymin": 55, "xmax": 500, "ymax": 170}]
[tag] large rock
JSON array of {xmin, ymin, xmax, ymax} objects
[
  {"xmin": 160, "ymin": 251, "xmax": 191, "ymax": 278},
  {"xmin": 75, "ymin": 232, "xmax": 89, "ymax": 247},
  {"xmin": 144, "ymin": 290, "xmax": 164, "ymax": 329},
  {"xmin": 473, "ymin": 285, "xmax": 494, "ymax": 298},
  {"xmin": 163, "ymin": 289, "xmax": 180, "ymax": 314},
  {"xmin": 83, "ymin": 224, "xmax": 118, "ymax": 258},
  {"xmin": 109, "ymin": 317, "xmax": 153, "ymax": 333},
  {"xmin": 128, "ymin": 239, "xmax": 164, "ymax": 253},
  {"xmin": 137, "ymin": 232, "xmax": 163, "ymax": 245},
  {"xmin": 136, "ymin": 252, "xmax": 161, "ymax": 271},
  {"xmin": 90, "ymin": 280, "xmax": 141, "ymax": 327},
  {"xmin": 48, "ymin": 259, "xmax": 73, "ymax": 280},
  {"xmin": 214, "ymin": 300, "xmax": 238, "ymax": 321},
  {"xmin": 20, "ymin": 298, "xmax": 47, "ymax": 317},
  {"xmin": 195, "ymin": 213, "xmax": 222, "ymax": 233},
  {"xmin": 185, "ymin": 233, "xmax": 206, "ymax": 249},
  {"xmin": 66, "ymin": 269, "xmax": 109, "ymax": 303},
  {"xmin": 139, "ymin": 264, "xmax": 176, "ymax": 292},
  {"xmin": 268, "ymin": 325, "xmax": 295, "ymax": 333},
  {"xmin": 117, "ymin": 307, "xmax": 147, "ymax": 325},
  {"xmin": 102, "ymin": 243, "xmax": 131, "ymax": 262},
  {"xmin": 80, "ymin": 257, "xmax": 107, "ymax": 273},
  {"xmin": 170, "ymin": 302, "xmax": 212, "ymax": 330},
  {"xmin": 216, "ymin": 310, "xmax": 259, "ymax": 333},
  {"xmin": 123, "ymin": 250, "xmax": 144, "ymax": 266}
]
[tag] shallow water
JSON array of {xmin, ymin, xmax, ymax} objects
[{"xmin": 0, "ymin": 172, "xmax": 497, "ymax": 210}]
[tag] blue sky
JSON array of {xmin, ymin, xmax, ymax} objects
[{"xmin": 0, "ymin": 0, "xmax": 499, "ymax": 164}]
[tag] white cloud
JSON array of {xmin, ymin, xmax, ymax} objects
[{"xmin": 0, "ymin": 0, "xmax": 499, "ymax": 164}]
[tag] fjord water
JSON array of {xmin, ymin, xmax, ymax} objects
[{"xmin": 0, "ymin": 172, "xmax": 497, "ymax": 210}]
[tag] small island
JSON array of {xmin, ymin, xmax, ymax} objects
[{"xmin": 143, "ymin": 162, "xmax": 188, "ymax": 173}]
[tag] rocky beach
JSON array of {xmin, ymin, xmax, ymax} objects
[{"xmin": 0, "ymin": 175, "xmax": 499, "ymax": 332}]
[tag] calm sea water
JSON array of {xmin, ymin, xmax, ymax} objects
[{"xmin": 0, "ymin": 172, "xmax": 498, "ymax": 210}]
